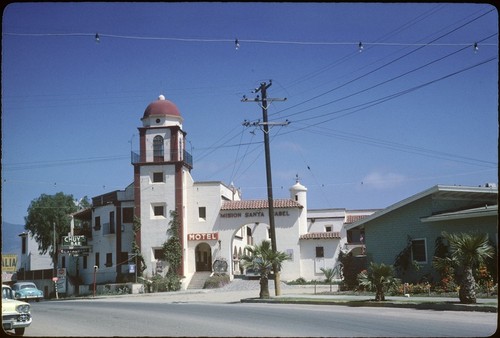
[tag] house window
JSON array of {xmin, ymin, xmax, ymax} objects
[
  {"xmin": 315, "ymin": 246, "xmax": 324, "ymax": 258},
  {"xmin": 21, "ymin": 236, "xmax": 27, "ymax": 254},
  {"xmin": 198, "ymin": 207, "xmax": 206, "ymax": 221},
  {"xmin": 153, "ymin": 204, "xmax": 165, "ymax": 217},
  {"xmin": 95, "ymin": 252, "xmax": 100, "ymax": 268},
  {"xmin": 94, "ymin": 216, "xmax": 101, "ymax": 230},
  {"xmin": 83, "ymin": 256, "xmax": 88, "ymax": 269},
  {"xmin": 105, "ymin": 253, "xmax": 113, "ymax": 267},
  {"xmin": 122, "ymin": 207, "xmax": 134, "ymax": 223},
  {"xmin": 61, "ymin": 256, "xmax": 66, "ymax": 269},
  {"xmin": 153, "ymin": 172, "xmax": 164, "ymax": 183},
  {"xmin": 411, "ymin": 239, "xmax": 427, "ymax": 263},
  {"xmin": 153, "ymin": 135, "xmax": 164, "ymax": 162},
  {"xmin": 325, "ymin": 225, "xmax": 332, "ymax": 232},
  {"xmin": 109, "ymin": 211, "xmax": 115, "ymax": 234},
  {"xmin": 154, "ymin": 249, "xmax": 165, "ymax": 260}
]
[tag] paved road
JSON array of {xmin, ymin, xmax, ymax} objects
[{"xmin": 26, "ymin": 285, "xmax": 498, "ymax": 337}]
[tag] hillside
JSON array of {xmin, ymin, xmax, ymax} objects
[{"xmin": 1, "ymin": 222, "xmax": 25, "ymax": 255}]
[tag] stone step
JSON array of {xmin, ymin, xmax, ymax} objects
[{"xmin": 187, "ymin": 272, "xmax": 212, "ymax": 289}]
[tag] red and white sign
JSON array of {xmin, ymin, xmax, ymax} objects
[{"xmin": 188, "ymin": 232, "xmax": 219, "ymax": 241}]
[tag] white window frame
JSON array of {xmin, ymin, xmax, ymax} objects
[
  {"xmin": 198, "ymin": 206, "xmax": 207, "ymax": 222},
  {"xmin": 411, "ymin": 238, "xmax": 427, "ymax": 263},
  {"xmin": 152, "ymin": 171, "xmax": 164, "ymax": 183},
  {"xmin": 151, "ymin": 203, "xmax": 166, "ymax": 218}
]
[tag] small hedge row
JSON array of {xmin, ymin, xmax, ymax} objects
[{"xmin": 204, "ymin": 273, "xmax": 230, "ymax": 289}]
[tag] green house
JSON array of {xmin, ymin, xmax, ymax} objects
[{"xmin": 346, "ymin": 184, "xmax": 498, "ymax": 283}]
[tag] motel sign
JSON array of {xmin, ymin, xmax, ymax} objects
[{"xmin": 187, "ymin": 232, "xmax": 219, "ymax": 241}]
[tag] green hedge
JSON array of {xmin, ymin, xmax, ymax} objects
[{"xmin": 204, "ymin": 273, "xmax": 230, "ymax": 289}]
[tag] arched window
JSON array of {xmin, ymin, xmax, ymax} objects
[{"xmin": 153, "ymin": 135, "xmax": 164, "ymax": 162}]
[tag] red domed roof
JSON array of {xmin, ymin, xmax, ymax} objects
[{"xmin": 143, "ymin": 95, "xmax": 181, "ymax": 119}]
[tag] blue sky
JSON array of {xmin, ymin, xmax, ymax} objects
[{"xmin": 2, "ymin": 2, "xmax": 498, "ymax": 225}]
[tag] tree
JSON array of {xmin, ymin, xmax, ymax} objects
[
  {"xmin": 357, "ymin": 262, "xmax": 398, "ymax": 301},
  {"xmin": 131, "ymin": 216, "xmax": 147, "ymax": 276},
  {"xmin": 338, "ymin": 249, "xmax": 365, "ymax": 290},
  {"xmin": 239, "ymin": 240, "xmax": 290, "ymax": 299},
  {"xmin": 24, "ymin": 192, "xmax": 78, "ymax": 271},
  {"xmin": 162, "ymin": 210, "xmax": 182, "ymax": 291},
  {"xmin": 442, "ymin": 231, "xmax": 495, "ymax": 304}
]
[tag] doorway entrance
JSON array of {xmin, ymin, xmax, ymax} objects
[{"xmin": 195, "ymin": 243, "xmax": 212, "ymax": 272}]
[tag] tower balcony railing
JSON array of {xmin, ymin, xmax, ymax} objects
[
  {"xmin": 184, "ymin": 150, "xmax": 193, "ymax": 168},
  {"xmin": 131, "ymin": 150, "xmax": 193, "ymax": 168},
  {"xmin": 131, "ymin": 151, "xmax": 140, "ymax": 164}
]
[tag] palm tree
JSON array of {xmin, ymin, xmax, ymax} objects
[
  {"xmin": 357, "ymin": 262, "xmax": 397, "ymax": 301},
  {"xmin": 320, "ymin": 267, "xmax": 335, "ymax": 292},
  {"xmin": 240, "ymin": 240, "xmax": 290, "ymax": 299},
  {"xmin": 442, "ymin": 231, "xmax": 494, "ymax": 304}
]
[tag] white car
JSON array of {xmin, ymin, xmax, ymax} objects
[{"xmin": 2, "ymin": 284, "xmax": 32, "ymax": 336}]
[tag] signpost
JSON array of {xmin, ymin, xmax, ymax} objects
[
  {"xmin": 57, "ymin": 268, "xmax": 67, "ymax": 294},
  {"xmin": 52, "ymin": 277, "xmax": 59, "ymax": 299}
]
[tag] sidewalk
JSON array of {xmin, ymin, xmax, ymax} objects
[
  {"xmin": 202, "ymin": 280, "xmax": 498, "ymax": 312},
  {"xmin": 75, "ymin": 279, "xmax": 498, "ymax": 312}
]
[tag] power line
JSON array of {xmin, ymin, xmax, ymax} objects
[
  {"xmin": 3, "ymin": 155, "xmax": 130, "ymax": 171},
  {"xmin": 279, "ymin": 56, "xmax": 496, "ymax": 128},
  {"xmin": 4, "ymin": 32, "xmax": 495, "ymax": 48}
]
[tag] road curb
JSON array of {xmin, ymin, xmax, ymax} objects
[{"xmin": 240, "ymin": 297, "xmax": 498, "ymax": 313}]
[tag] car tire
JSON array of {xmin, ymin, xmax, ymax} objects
[{"xmin": 15, "ymin": 327, "xmax": 25, "ymax": 336}]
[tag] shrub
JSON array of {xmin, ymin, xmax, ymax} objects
[
  {"xmin": 338, "ymin": 250, "xmax": 367, "ymax": 291},
  {"xmin": 204, "ymin": 273, "xmax": 230, "ymax": 289},
  {"xmin": 150, "ymin": 273, "xmax": 182, "ymax": 292},
  {"xmin": 288, "ymin": 277, "xmax": 307, "ymax": 285},
  {"xmin": 390, "ymin": 282, "xmax": 430, "ymax": 296}
]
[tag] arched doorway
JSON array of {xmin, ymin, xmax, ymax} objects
[{"xmin": 195, "ymin": 243, "xmax": 212, "ymax": 272}]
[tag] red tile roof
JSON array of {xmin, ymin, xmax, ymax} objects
[
  {"xmin": 345, "ymin": 215, "xmax": 369, "ymax": 224},
  {"xmin": 221, "ymin": 199, "xmax": 303, "ymax": 210},
  {"xmin": 299, "ymin": 232, "xmax": 341, "ymax": 240}
]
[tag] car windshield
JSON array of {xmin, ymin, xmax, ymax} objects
[
  {"xmin": 20, "ymin": 284, "xmax": 37, "ymax": 289},
  {"xmin": 2, "ymin": 287, "xmax": 14, "ymax": 300}
]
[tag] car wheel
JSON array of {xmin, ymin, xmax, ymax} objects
[{"xmin": 15, "ymin": 327, "xmax": 25, "ymax": 336}]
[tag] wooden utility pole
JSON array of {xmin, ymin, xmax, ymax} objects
[{"xmin": 242, "ymin": 80, "xmax": 287, "ymax": 296}]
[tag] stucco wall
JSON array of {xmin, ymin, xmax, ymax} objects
[
  {"xmin": 299, "ymin": 239, "xmax": 341, "ymax": 281},
  {"xmin": 364, "ymin": 195, "xmax": 498, "ymax": 283}
]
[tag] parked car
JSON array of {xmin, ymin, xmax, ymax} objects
[
  {"xmin": 12, "ymin": 282, "xmax": 44, "ymax": 302},
  {"xmin": 2, "ymin": 284, "xmax": 32, "ymax": 336}
]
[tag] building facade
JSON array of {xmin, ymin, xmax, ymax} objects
[
  {"xmin": 346, "ymin": 184, "xmax": 498, "ymax": 283},
  {"xmin": 24, "ymin": 96, "xmax": 376, "ymax": 292}
]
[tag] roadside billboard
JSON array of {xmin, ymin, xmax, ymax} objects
[{"xmin": 2, "ymin": 254, "xmax": 18, "ymax": 272}]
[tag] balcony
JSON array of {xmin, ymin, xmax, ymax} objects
[
  {"xmin": 102, "ymin": 222, "xmax": 116, "ymax": 235},
  {"xmin": 131, "ymin": 150, "xmax": 193, "ymax": 168}
]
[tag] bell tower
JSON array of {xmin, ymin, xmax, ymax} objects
[{"xmin": 132, "ymin": 95, "xmax": 192, "ymax": 276}]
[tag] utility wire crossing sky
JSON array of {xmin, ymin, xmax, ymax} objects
[{"xmin": 1, "ymin": 2, "xmax": 498, "ymax": 225}]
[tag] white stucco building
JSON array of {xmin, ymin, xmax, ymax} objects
[{"xmin": 61, "ymin": 96, "xmax": 377, "ymax": 290}]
